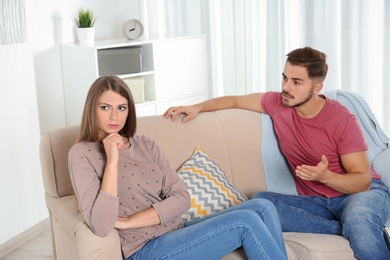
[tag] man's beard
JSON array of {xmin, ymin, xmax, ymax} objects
[{"xmin": 282, "ymin": 87, "xmax": 314, "ymax": 108}]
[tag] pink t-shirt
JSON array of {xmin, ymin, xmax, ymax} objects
[{"xmin": 261, "ymin": 92, "xmax": 380, "ymax": 198}]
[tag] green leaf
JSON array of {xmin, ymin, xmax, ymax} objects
[{"xmin": 73, "ymin": 8, "xmax": 97, "ymax": 28}]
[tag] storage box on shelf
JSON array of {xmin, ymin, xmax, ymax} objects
[
  {"xmin": 60, "ymin": 35, "xmax": 208, "ymax": 125},
  {"xmin": 123, "ymin": 77, "xmax": 145, "ymax": 104},
  {"xmin": 98, "ymin": 47, "xmax": 143, "ymax": 74}
]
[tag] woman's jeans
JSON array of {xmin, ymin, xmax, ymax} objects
[
  {"xmin": 252, "ymin": 179, "xmax": 390, "ymax": 260},
  {"xmin": 127, "ymin": 199, "xmax": 287, "ymax": 260}
]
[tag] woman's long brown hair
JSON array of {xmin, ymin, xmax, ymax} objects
[{"xmin": 77, "ymin": 75, "xmax": 137, "ymax": 143}]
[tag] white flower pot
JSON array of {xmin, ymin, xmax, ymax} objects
[{"xmin": 77, "ymin": 27, "xmax": 95, "ymax": 45}]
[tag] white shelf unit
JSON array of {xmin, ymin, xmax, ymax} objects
[{"xmin": 61, "ymin": 35, "xmax": 208, "ymax": 125}]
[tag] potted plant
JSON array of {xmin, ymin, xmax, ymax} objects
[{"xmin": 74, "ymin": 7, "xmax": 97, "ymax": 45}]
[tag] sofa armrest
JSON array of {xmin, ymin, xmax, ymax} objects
[
  {"xmin": 46, "ymin": 194, "xmax": 122, "ymax": 260},
  {"xmin": 74, "ymin": 223, "xmax": 122, "ymax": 260}
]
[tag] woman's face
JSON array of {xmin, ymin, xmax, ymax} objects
[{"xmin": 96, "ymin": 90, "xmax": 129, "ymax": 140}]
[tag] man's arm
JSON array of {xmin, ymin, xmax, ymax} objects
[
  {"xmin": 295, "ymin": 151, "xmax": 372, "ymax": 194},
  {"xmin": 163, "ymin": 93, "xmax": 265, "ymax": 122}
]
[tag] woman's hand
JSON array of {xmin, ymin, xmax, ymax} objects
[
  {"xmin": 102, "ymin": 133, "xmax": 125, "ymax": 164},
  {"xmin": 115, "ymin": 207, "xmax": 161, "ymax": 230},
  {"xmin": 114, "ymin": 216, "xmax": 129, "ymax": 230}
]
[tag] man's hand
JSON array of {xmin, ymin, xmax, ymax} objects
[
  {"xmin": 295, "ymin": 155, "xmax": 329, "ymax": 182},
  {"xmin": 163, "ymin": 105, "xmax": 200, "ymax": 123},
  {"xmin": 295, "ymin": 152, "xmax": 371, "ymax": 194}
]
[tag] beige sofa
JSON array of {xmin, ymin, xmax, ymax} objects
[{"xmin": 40, "ymin": 107, "xmax": 365, "ymax": 260}]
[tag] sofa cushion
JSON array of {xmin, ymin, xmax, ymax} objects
[
  {"xmin": 178, "ymin": 146, "xmax": 247, "ymax": 222},
  {"xmin": 283, "ymin": 232, "xmax": 355, "ymax": 260}
]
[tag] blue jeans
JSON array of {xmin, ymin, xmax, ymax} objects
[
  {"xmin": 126, "ymin": 199, "xmax": 287, "ymax": 260},
  {"xmin": 252, "ymin": 179, "xmax": 390, "ymax": 260}
]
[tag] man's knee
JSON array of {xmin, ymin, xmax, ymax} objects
[{"xmin": 251, "ymin": 191, "xmax": 274, "ymax": 200}]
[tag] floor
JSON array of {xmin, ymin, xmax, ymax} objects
[{"xmin": 0, "ymin": 228, "xmax": 53, "ymax": 260}]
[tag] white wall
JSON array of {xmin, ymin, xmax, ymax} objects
[
  {"xmin": 0, "ymin": 0, "xmax": 141, "ymax": 245},
  {"xmin": 0, "ymin": 43, "xmax": 44, "ymax": 245}
]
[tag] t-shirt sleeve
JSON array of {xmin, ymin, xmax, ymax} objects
[
  {"xmin": 68, "ymin": 144, "xmax": 119, "ymax": 237},
  {"xmin": 261, "ymin": 91, "xmax": 280, "ymax": 116},
  {"xmin": 336, "ymin": 113, "xmax": 368, "ymax": 155}
]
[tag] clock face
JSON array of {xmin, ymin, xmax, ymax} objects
[{"xmin": 123, "ymin": 19, "xmax": 144, "ymax": 40}]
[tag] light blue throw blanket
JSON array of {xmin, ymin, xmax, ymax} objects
[{"xmin": 262, "ymin": 89, "xmax": 390, "ymax": 225}]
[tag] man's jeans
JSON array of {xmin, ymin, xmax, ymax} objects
[
  {"xmin": 252, "ymin": 179, "xmax": 390, "ymax": 260},
  {"xmin": 127, "ymin": 199, "xmax": 287, "ymax": 260}
]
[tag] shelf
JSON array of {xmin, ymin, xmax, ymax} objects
[
  {"xmin": 115, "ymin": 71, "xmax": 155, "ymax": 79},
  {"xmin": 61, "ymin": 35, "xmax": 208, "ymax": 124}
]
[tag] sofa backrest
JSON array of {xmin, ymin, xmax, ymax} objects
[
  {"xmin": 39, "ymin": 108, "xmax": 267, "ymax": 199},
  {"xmin": 40, "ymin": 124, "xmax": 79, "ymax": 198},
  {"xmin": 136, "ymin": 109, "xmax": 266, "ymax": 197}
]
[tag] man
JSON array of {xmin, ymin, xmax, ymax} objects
[{"xmin": 163, "ymin": 47, "xmax": 390, "ymax": 260}]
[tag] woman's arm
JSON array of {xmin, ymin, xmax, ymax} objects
[
  {"xmin": 115, "ymin": 207, "xmax": 160, "ymax": 229},
  {"xmin": 69, "ymin": 147, "xmax": 119, "ymax": 236},
  {"xmin": 68, "ymin": 134, "xmax": 125, "ymax": 237},
  {"xmin": 100, "ymin": 133, "xmax": 126, "ymax": 196}
]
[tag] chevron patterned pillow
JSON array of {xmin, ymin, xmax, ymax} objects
[{"xmin": 178, "ymin": 146, "xmax": 247, "ymax": 222}]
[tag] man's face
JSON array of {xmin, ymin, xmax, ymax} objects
[{"xmin": 281, "ymin": 62, "xmax": 316, "ymax": 108}]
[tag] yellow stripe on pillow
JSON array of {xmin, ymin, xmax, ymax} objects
[{"xmin": 178, "ymin": 147, "xmax": 247, "ymax": 222}]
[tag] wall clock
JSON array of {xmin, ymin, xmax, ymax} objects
[{"xmin": 123, "ymin": 19, "xmax": 144, "ymax": 40}]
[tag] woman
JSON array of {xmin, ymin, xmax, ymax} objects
[{"xmin": 69, "ymin": 75, "xmax": 287, "ymax": 260}]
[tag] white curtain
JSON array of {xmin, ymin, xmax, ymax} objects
[{"xmin": 141, "ymin": 0, "xmax": 390, "ymax": 135}]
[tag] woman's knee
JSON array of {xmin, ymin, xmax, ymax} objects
[{"xmin": 233, "ymin": 210, "xmax": 267, "ymax": 230}]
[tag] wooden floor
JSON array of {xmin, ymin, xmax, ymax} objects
[{"xmin": 0, "ymin": 228, "xmax": 53, "ymax": 260}]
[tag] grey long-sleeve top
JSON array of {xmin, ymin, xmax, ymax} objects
[{"xmin": 68, "ymin": 134, "xmax": 191, "ymax": 258}]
